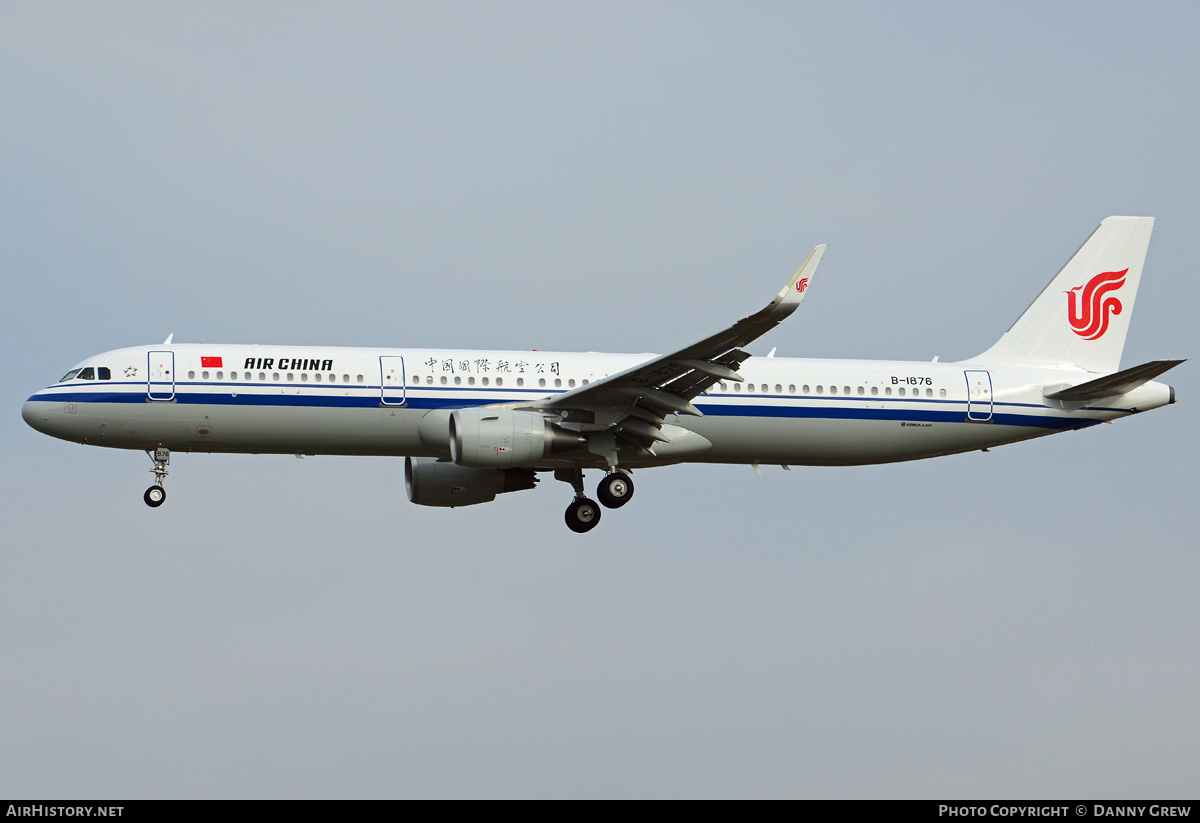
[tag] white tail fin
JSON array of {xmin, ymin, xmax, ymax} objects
[{"xmin": 973, "ymin": 216, "xmax": 1154, "ymax": 373}]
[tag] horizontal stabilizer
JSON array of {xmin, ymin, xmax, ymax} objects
[{"xmin": 1044, "ymin": 359, "xmax": 1184, "ymax": 401}]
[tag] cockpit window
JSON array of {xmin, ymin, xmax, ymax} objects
[
  {"xmin": 59, "ymin": 369, "xmax": 81, "ymax": 382},
  {"xmin": 77, "ymin": 367, "xmax": 95, "ymax": 380},
  {"xmin": 98, "ymin": 367, "xmax": 111, "ymax": 380}
]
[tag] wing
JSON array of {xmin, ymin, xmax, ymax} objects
[{"xmin": 515, "ymin": 244, "xmax": 826, "ymax": 452}]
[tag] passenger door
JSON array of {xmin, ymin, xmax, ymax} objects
[
  {"xmin": 147, "ymin": 351, "xmax": 175, "ymax": 401},
  {"xmin": 380, "ymin": 356, "xmax": 406, "ymax": 406},
  {"xmin": 964, "ymin": 370, "xmax": 993, "ymax": 422}
]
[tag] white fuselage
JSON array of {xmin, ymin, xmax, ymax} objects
[
  {"xmin": 21, "ymin": 218, "xmax": 1178, "ymax": 531},
  {"xmin": 21, "ymin": 343, "xmax": 1173, "ymax": 467}
]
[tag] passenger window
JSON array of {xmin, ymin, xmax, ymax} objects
[
  {"xmin": 733, "ymin": 383, "xmax": 741, "ymax": 392},
  {"xmin": 774, "ymin": 384, "xmax": 782, "ymax": 394},
  {"xmin": 98, "ymin": 367, "xmax": 111, "ymax": 380},
  {"xmin": 273, "ymin": 373, "xmax": 280, "ymax": 381},
  {"xmin": 926, "ymin": 388, "xmax": 933, "ymax": 397},
  {"xmin": 816, "ymin": 385, "xmax": 823, "ymax": 395},
  {"xmin": 898, "ymin": 387, "xmax": 906, "ymax": 396},
  {"xmin": 440, "ymin": 376, "xmax": 447, "ymax": 385},
  {"xmin": 843, "ymin": 386, "xmax": 851, "ymax": 395},
  {"xmin": 496, "ymin": 378, "xmax": 504, "ymax": 386},
  {"xmin": 940, "ymin": 388, "xmax": 947, "ymax": 397},
  {"xmin": 202, "ymin": 371, "xmax": 210, "ymax": 380},
  {"xmin": 857, "ymin": 386, "xmax": 864, "ymax": 395},
  {"xmin": 517, "ymin": 378, "xmax": 524, "ymax": 387},
  {"xmin": 314, "ymin": 373, "xmax": 321, "ymax": 382},
  {"xmin": 343, "ymin": 375, "xmax": 350, "ymax": 383},
  {"xmin": 719, "ymin": 382, "xmax": 728, "ymax": 392},
  {"xmin": 258, "ymin": 372, "xmax": 266, "ymax": 381},
  {"xmin": 788, "ymin": 384, "xmax": 796, "ymax": 394},
  {"xmin": 426, "ymin": 375, "xmax": 433, "ymax": 385},
  {"xmin": 357, "ymin": 375, "xmax": 364, "ymax": 383},
  {"xmin": 482, "ymin": 377, "xmax": 490, "ymax": 386},
  {"xmin": 539, "ymin": 378, "xmax": 546, "ymax": 387},
  {"xmin": 569, "ymin": 379, "xmax": 576, "ymax": 388},
  {"xmin": 871, "ymin": 386, "xmax": 879, "ymax": 396},
  {"xmin": 802, "ymin": 384, "xmax": 810, "ymax": 394},
  {"xmin": 217, "ymin": 371, "xmax": 224, "ymax": 380},
  {"xmin": 454, "ymin": 376, "xmax": 461, "ymax": 385},
  {"xmin": 188, "ymin": 370, "xmax": 196, "ymax": 379},
  {"xmin": 467, "ymin": 376, "xmax": 475, "ymax": 386},
  {"xmin": 885, "ymin": 387, "xmax": 892, "ymax": 396},
  {"xmin": 287, "ymin": 373, "xmax": 294, "ymax": 382}
]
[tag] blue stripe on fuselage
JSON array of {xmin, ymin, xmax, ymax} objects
[{"xmin": 26, "ymin": 386, "xmax": 1106, "ymax": 431}]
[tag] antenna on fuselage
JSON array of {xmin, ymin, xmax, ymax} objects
[{"xmin": 162, "ymin": 333, "xmax": 174, "ymax": 345}]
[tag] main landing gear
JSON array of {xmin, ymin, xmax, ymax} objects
[
  {"xmin": 597, "ymin": 471, "xmax": 634, "ymax": 509},
  {"xmin": 565, "ymin": 497, "xmax": 601, "ymax": 533},
  {"xmin": 556, "ymin": 468, "xmax": 635, "ymax": 533},
  {"xmin": 144, "ymin": 447, "xmax": 169, "ymax": 508}
]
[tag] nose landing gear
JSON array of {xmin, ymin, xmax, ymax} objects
[{"xmin": 144, "ymin": 447, "xmax": 169, "ymax": 508}]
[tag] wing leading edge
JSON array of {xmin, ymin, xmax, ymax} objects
[{"xmin": 516, "ymin": 245, "xmax": 826, "ymax": 452}]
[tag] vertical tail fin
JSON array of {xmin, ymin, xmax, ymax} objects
[{"xmin": 972, "ymin": 216, "xmax": 1154, "ymax": 373}]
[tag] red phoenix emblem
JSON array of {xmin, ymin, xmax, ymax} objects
[
  {"xmin": 1066, "ymin": 269, "xmax": 1127, "ymax": 340},
  {"xmin": 795, "ymin": 277, "xmax": 809, "ymax": 293}
]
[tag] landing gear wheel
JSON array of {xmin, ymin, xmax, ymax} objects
[
  {"xmin": 597, "ymin": 472, "xmax": 634, "ymax": 509},
  {"xmin": 565, "ymin": 498, "xmax": 602, "ymax": 533},
  {"xmin": 144, "ymin": 448, "xmax": 170, "ymax": 508}
]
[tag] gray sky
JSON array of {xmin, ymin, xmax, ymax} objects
[{"xmin": 2, "ymin": 2, "xmax": 1197, "ymax": 798}]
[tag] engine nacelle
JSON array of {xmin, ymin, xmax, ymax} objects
[
  {"xmin": 449, "ymin": 408, "xmax": 583, "ymax": 468},
  {"xmin": 405, "ymin": 457, "xmax": 536, "ymax": 508}
]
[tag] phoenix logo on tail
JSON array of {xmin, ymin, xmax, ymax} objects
[{"xmin": 1066, "ymin": 268, "xmax": 1127, "ymax": 340}]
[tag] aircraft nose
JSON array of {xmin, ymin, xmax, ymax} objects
[{"xmin": 22, "ymin": 395, "xmax": 53, "ymax": 435}]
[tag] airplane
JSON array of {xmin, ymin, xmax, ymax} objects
[{"xmin": 22, "ymin": 216, "xmax": 1182, "ymax": 533}]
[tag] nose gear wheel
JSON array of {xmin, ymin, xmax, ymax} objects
[{"xmin": 144, "ymin": 448, "xmax": 170, "ymax": 508}]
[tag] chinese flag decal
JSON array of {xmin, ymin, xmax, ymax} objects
[{"xmin": 201, "ymin": 356, "xmax": 224, "ymax": 368}]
